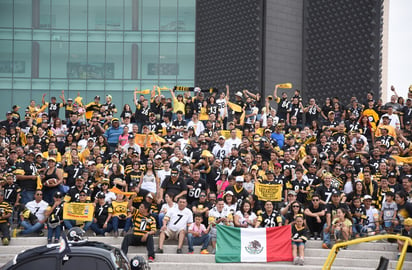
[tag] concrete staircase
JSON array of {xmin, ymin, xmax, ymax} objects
[{"xmin": 1, "ymin": 236, "xmax": 411, "ymax": 270}]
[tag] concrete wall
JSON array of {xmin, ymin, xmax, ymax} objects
[{"xmin": 264, "ymin": 0, "xmax": 304, "ymax": 101}]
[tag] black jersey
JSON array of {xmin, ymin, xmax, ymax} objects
[
  {"xmin": 17, "ymin": 161, "xmax": 38, "ymax": 191},
  {"xmin": 64, "ymin": 186, "xmax": 91, "ymax": 202},
  {"xmin": 2, "ymin": 182, "xmax": 21, "ymax": 205},
  {"xmin": 64, "ymin": 163, "xmax": 84, "ymax": 188},
  {"xmin": 258, "ymin": 210, "xmax": 283, "ymax": 228},
  {"xmin": 186, "ymin": 178, "xmax": 208, "ymax": 205},
  {"xmin": 315, "ymin": 185, "xmax": 337, "ymax": 204},
  {"xmin": 94, "ymin": 202, "xmax": 113, "ymax": 226}
]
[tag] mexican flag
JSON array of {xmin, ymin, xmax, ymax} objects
[{"xmin": 215, "ymin": 225, "xmax": 293, "ymax": 263}]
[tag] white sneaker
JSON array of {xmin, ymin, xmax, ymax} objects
[
  {"xmin": 298, "ymin": 257, "xmax": 304, "ymax": 265},
  {"xmin": 293, "ymin": 257, "xmax": 299, "ymax": 265}
]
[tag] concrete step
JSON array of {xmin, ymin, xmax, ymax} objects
[{"xmin": 1, "ymin": 237, "xmax": 411, "ymax": 270}]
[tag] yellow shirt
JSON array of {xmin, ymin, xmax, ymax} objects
[{"xmin": 173, "ymin": 98, "xmax": 185, "ymax": 114}]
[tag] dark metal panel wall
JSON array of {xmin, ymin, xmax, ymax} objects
[
  {"xmin": 303, "ymin": 0, "xmax": 384, "ymax": 104},
  {"xmin": 195, "ymin": 0, "xmax": 264, "ymax": 96}
]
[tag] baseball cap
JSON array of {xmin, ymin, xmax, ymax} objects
[
  {"xmin": 155, "ymin": 154, "xmax": 162, "ymax": 160},
  {"xmin": 94, "ymin": 95, "xmax": 100, "ymax": 100},
  {"xmin": 171, "ymin": 168, "xmax": 179, "ymax": 176},
  {"xmin": 128, "ymin": 134, "xmax": 135, "ymax": 139},
  {"xmin": 219, "ymin": 135, "xmax": 225, "ymax": 140},
  {"xmin": 97, "ymin": 192, "xmax": 106, "ymax": 198},
  {"xmin": 111, "ymin": 118, "xmax": 119, "ymax": 123},
  {"xmin": 288, "ymin": 190, "xmax": 297, "ymax": 196},
  {"xmin": 235, "ymin": 176, "xmax": 244, "ymax": 182},
  {"xmin": 54, "ymin": 192, "xmax": 63, "ymax": 198},
  {"xmin": 332, "ymin": 190, "xmax": 341, "ymax": 196},
  {"xmin": 364, "ymin": 195, "xmax": 372, "ymax": 200}
]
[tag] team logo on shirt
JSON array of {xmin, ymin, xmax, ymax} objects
[{"xmin": 245, "ymin": 240, "xmax": 263, "ymax": 255}]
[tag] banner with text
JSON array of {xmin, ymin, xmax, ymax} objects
[
  {"xmin": 254, "ymin": 182, "xmax": 282, "ymax": 202},
  {"xmin": 63, "ymin": 203, "xmax": 95, "ymax": 222}
]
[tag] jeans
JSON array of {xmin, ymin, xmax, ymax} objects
[
  {"xmin": 112, "ymin": 216, "xmax": 132, "ymax": 233},
  {"xmin": 187, "ymin": 233, "xmax": 211, "ymax": 252},
  {"xmin": 43, "ymin": 187, "xmax": 59, "ymax": 205},
  {"xmin": 48, "ymin": 224, "xmax": 62, "ymax": 241},
  {"xmin": 21, "ymin": 220, "xmax": 44, "ymax": 235},
  {"xmin": 63, "ymin": 220, "xmax": 92, "ymax": 232},
  {"xmin": 352, "ymin": 218, "xmax": 362, "ymax": 236},
  {"xmin": 20, "ymin": 190, "xmax": 35, "ymax": 205},
  {"xmin": 158, "ymin": 213, "xmax": 166, "ymax": 228},
  {"xmin": 91, "ymin": 222, "xmax": 113, "ymax": 235},
  {"xmin": 322, "ymin": 223, "xmax": 331, "ymax": 246},
  {"xmin": 121, "ymin": 234, "xmax": 155, "ymax": 257}
]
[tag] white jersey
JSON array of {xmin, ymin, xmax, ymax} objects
[
  {"xmin": 212, "ymin": 144, "xmax": 231, "ymax": 160},
  {"xmin": 26, "ymin": 200, "xmax": 49, "ymax": 221},
  {"xmin": 166, "ymin": 207, "xmax": 193, "ymax": 231},
  {"xmin": 157, "ymin": 169, "xmax": 171, "ymax": 186},
  {"xmin": 209, "ymin": 206, "xmax": 230, "ymax": 225},
  {"xmin": 216, "ymin": 98, "xmax": 227, "ymax": 118},
  {"xmin": 225, "ymin": 138, "xmax": 242, "ymax": 149}
]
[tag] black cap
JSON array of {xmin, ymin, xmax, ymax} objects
[
  {"xmin": 54, "ymin": 192, "xmax": 63, "ymax": 198},
  {"xmin": 356, "ymin": 139, "xmax": 364, "ymax": 145},
  {"xmin": 128, "ymin": 134, "xmax": 135, "ymax": 139},
  {"xmin": 97, "ymin": 192, "xmax": 106, "ymax": 198},
  {"xmin": 166, "ymin": 127, "xmax": 172, "ymax": 132},
  {"xmin": 94, "ymin": 95, "xmax": 100, "ymax": 100},
  {"xmin": 388, "ymin": 171, "xmax": 397, "ymax": 178},
  {"xmin": 171, "ymin": 168, "xmax": 179, "ymax": 175},
  {"xmin": 332, "ymin": 190, "xmax": 341, "ymax": 196}
]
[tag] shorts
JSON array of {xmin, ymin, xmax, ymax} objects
[
  {"xmin": 384, "ymin": 221, "xmax": 393, "ymax": 228},
  {"xmin": 164, "ymin": 228, "xmax": 185, "ymax": 240},
  {"xmin": 292, "ymin": 241, "xmax": 305, "ymax": 247}
]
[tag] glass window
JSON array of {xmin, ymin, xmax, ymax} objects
[
  {"xmin": 177, "ymin": 43, "xmax": 194, "ymax": 80},
  {"xmin": 88, "ymin": 0, "xmax": 105, "ymax": 30},
  {"xmin": 39, "ymin": 0, "xmax": 51, "ymax": 29},
  {"xmin": 141, "ymin": 0, "xmax": 159, "ymax": 31},
  {"xmin": 123, "ymin": 43, "xmax": 139, "ymax": 80},
  {"xmin": 124, "ymin": 0, "xmax": 134, "ymax": 31},
  {"xmin": 87, "ymin": 42, "xmax": 105, "ymax": 79},
  {"xmin": 13, "ymin": 256, "xmax": 57, "ymax": 270},
  {"xmin": 106, "ymin": 43, "xmax": 123, "ymax": 79},
  {"xmin": 160, "ymin": 0, "xmax": 177, "ymax": 31},
  {"xmin": 38, "ymin": 41, "xmax": 51, "ymax": 78},
  {"xmin": 178, "ymin": 0, "xmax": 196, "ymax": 31},
  {"xmin": 107, "ymin": 1, "xmax": 123, "ymax": 30},
  {"xmin": 141, "ymin": 43, "xmax": 159, "ymax": 80},
  {"xmin": 13, "ymin": 41, "xmax": 32, "ymax": 78},
  {"xmin": 0, "ymin": 90, "xmax": 13, "ymax": 113},
  {"xmin": 51, "ymin": 41, "xmax": 68, "ymax": 78},
  {"xmin": 70, "ymin": 0, "xmax": 87, "ymax": 30},
  {"xmin": 51, "ymin": 0, "xmax": 69, "ymax": 29},
  {"xmin": 159, "ymin": 43, "xmax": 177, "ymax": 80},
  {"xmin": 60, "ymin": 256, "xmax": 111, "ymax": 270},
  {"xmin": 68, "ymin": 42, "xmax": 87, "ymax": 79},
  {"xmin": 0, "ymin": 0, "xmax": 13, "ymax": 28},
  {"xmin": 14, "ymin": 0, "xmax": 32, "ymax": 28},
  {"xmin": 0, "ymin": 40, "xmax": 13, "ymax": 78}
]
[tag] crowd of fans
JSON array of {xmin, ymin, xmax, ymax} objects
[{"xmin": 1, "ymin": 84, "xmax": 412, "ymax": 265}]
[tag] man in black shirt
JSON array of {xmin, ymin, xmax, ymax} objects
[
  {"xmin": 322, "ymin": 190, "xmax": 348, "ymax": 249},
  {"xmin": 16, "ymin": 150, "xmax": 37, "ymax": 204},
  {"xmin": 160, "ymin": 168, "xmax": 187, "ymax": 203}
]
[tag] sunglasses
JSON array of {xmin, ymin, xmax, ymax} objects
[
  {"xmin": 36, "ymin": 193, "xmax": 43, "ymax": 196},
  {"xmin": 312, "ymin": 199, "xmax": 319, "ymax": 202},
  {"xmin": 292, "ymin": 205, "xmax": 300, "ymax": 208}
]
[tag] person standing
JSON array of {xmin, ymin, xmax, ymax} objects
[{"xmin": 0, "ymin": 191, "xmax": 12, "ymax": 245}]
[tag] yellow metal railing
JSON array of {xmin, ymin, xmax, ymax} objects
[{"xmin": 322, "ymin": 234, "xmax": 412, "ymax": 270}]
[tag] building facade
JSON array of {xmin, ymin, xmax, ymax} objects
[{"xmin": 0, "ymin": 0, "xmax": 195, "ymax": 116}]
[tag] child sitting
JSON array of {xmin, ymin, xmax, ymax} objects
[
  {"xmin": 187, "ymin": 214, "xmax": 211, "ymax": 254},
  {"xmin": 291, "ymin": 215, "xmax": 308, "ymax": 265},
  {"xmin": 350, "ymin": 197, "xmax": 366, "ymax": 238},
  {"xmin": 332, "ymin": 208, "xmax": 352, "ymax": 245}
]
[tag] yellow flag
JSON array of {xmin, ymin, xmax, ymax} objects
[
  {"xmin": 276, "ymin": 83, "xmax": 292, "ymax": 88},
  {"xmin": 254, "ymin": 182, "xmax": 283, "ymax": 201},
  {"xmin": 109, "ymin": 186, "xmax": 136, "ymax": 197},
  {"xmin": 74, "ymin": 96, "xmax": 83, "ymax": 107},
  {"xmin": 391, "ymin": 155, "xmax": 412, "ymax": 165},
  {"xmin": 239, "ymin": 110, "xmax": 246, "ymax": 126},
  {"xmin": 135, "ymin": 89, "xmax": 151, "ymax": 95},
  {"xmin": 227, "ymin": 101, "xmax": 243, "ymax": 112},
  {"xmin": 36, "ymin": 175, "xmax": 43, "ymax": 190},
  {"xmin": 63, "ymin": 203, "xmax": 95, "ymax": 222}
]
